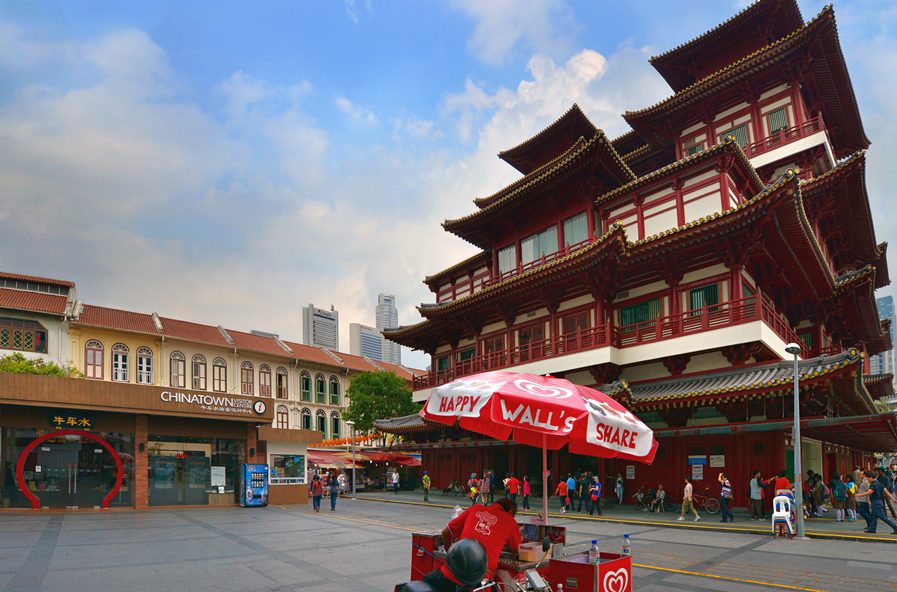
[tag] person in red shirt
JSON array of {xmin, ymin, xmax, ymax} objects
[
  {"xmin": 505, "ymin": 473, "xmax": 521, "ymax": 504},
  {"xmin": 554, "ymin": 478, "xmax": 569, "ymax": 514},
  {"xmin": 435, "ymin": 498, "xmax": 522, "ymax": 588}
]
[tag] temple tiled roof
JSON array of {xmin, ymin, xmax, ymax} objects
[
  {"xmin": 424, "ymin": 251, "xmax": 490, "ymax": 287},
  {"xmin": 497, "ymin": 104, "xmax": 599, "ymax": 174},
  {"xmin": 374, "ymin": 413, "xmax": 440, "ymax": 434},
  {"xmin": 864, "ymin": 373, "xmax": 895, "ymax": 401}
]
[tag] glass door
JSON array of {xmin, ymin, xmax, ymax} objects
[{"xmin": 34, "ymin": 440, "xmax": 79, "ymax": 508}]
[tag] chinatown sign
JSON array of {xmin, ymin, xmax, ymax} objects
[{"xmin": 160, "ymin": 391, "xmax": 267, "ymax": 416}]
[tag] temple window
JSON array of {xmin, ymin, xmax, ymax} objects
[
  {"xmin": 498, "ymin": 244, "xmax": 516, "ymax": 275},
  {"xmin": 767, "ymin": 107, "xmax": 788, "ymax": 134},
  {"xmin": 798, "ymin": 329, "xmax": 814, "ymax": 350},
  {"xmin": 458, "ymin": 348, "xmax": 476, "ymax": 363},
  {"xmin": 686, "ymin": 142, "xmax": 704, "ymax": 156},
  {"xmin": 688, "ymin": 283, "xmax": 719, "ymax": 315},
  {"xmin": 620, "ymin": 298, "xmax": 660, "ymax": 331},
  {"xmin": 562, "ymin": 311, "xmax": 590, "ymax": 335},
  {"xmin": 436, "ymin": 355, "xmax": 450, "ymax": 372},
  {"xmin": 563, "ymin": 212, "xmax": 588, "ymax": 247},
  {"xmin": 718, "ymin": 124, "xmax": 748, "ymax": 148},
  {"xmin": 521, "ymin": 225, "xmax": 558, "ymax": 266}
]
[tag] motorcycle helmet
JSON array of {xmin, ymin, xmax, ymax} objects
[{"xmin": 446, "ymin": 538, "xmax": 487, "ymax": 587}]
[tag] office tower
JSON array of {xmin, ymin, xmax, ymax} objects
[
  {"xmin": 302, "ymin": 304, "xmax": 339, "ymax": 349},
  {"xmin": 349, "ymin": 323, "xmax": 384, "ymax": 361},
  {"xmin": 871, "ymin": 296, "xmax": 896, "ymax": 406},
  {"xmin": 376, "ymin": 293, "xmax": 401, "ymax": 364}
]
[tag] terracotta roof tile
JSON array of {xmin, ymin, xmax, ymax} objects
[
  {"xmin": 75, "ymin": 304, "xmax": 158, "ymax": 334},
  {"xmin": 281, "ymin": 340, "xmax": 345, "ymax": 368},
  {"xmin": 0, "ymin": 271, "xmax": 74, "ymax": 288},
  {"xmin": 0, "ymin": 287, "xmax": 68, "ymax": 315},
  {"xmin": 226, "ymin": 329, "xmax": 292, "ymax": 357},
  {"xmin": 160, "ymin": 317, "xmax": 231, "ymax": 347}
]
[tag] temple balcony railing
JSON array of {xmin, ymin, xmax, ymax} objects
[
  {"xmin": 744, "ymin": 114, "xmax": 834, "ymax": 172},
  {"xmin": 412, "ymin": 296, "xmax": 807, "ymax": 390}
]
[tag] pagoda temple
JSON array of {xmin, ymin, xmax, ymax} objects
[{"xmin": 379, "ymin": 0, "xmax": 896, "ymax": 507}]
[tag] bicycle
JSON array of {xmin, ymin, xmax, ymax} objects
[{"xmin": 691, "ymin": 487, "xmax": 721, "ymax": 514}]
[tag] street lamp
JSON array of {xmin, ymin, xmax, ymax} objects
[
  {"xmin": 345, "ymin": 420, "xmax": 356, "ymax": 499},
  {"xmin": 785, "ymin": 342, "xmax": 807, "ymax": 539}
]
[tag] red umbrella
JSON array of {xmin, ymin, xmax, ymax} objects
[{"xmin": 421, "ymin": 371, "xmax": 658, "ymax": 523}]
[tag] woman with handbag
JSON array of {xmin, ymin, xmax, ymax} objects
[
  {"xmin": 719, "ymin": 472, "xmax": 733, "ymax": 522},
  {"xmin": 589, "ymin": 476, "xmax": 603, "ymax": 516}
]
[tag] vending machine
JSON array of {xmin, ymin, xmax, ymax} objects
[{"xmin": 239, "ymin": 463, "xmax": 269, "ymax": 507}]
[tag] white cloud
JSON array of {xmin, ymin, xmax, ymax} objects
[
  {"xmin": 335, "ymin": 95, "xmax": 379, "ymax": 126},
  {"xmin": 344, "ymin": 0, "xmax": 372, "ymax": 24}
]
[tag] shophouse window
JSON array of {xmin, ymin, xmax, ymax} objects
[
  {"xmin": 315, "ymin": 374, "xmax": 326, "ymax": 403},
  {"xmin": 240, "ymin": 361, "xmax": 254, "ymax": 395},
  {"xmin": 498, "ymin": 244, "xmax": 517, "ymax": 276},
  {"xmin": 276, "ymin": 367, "xmax": 288, "ymax": 399},
  {"xmin": 137, "ymin": 347, "xmax": 153, "ymax": 384},
  {"xmin": 563, "ymin": 212, "xmax": 588, "ymax": 247},
  {"xmin": 276, "ymin": 405, "xmax": 289, "ymax": 429},
  {"xmin": 620, "ymin": 298, "xmax": 661, "ymax": 330},
  {"xmin": 259, "ymin": 364, "xmax": 272, "ymax": 397},
  {"xmin": 169, "ymin": 351, "xmax": 185, "ymax": 387},
  {"xmin": 316, "ymin": 409, "xmax": 327, "ymax": 435},
  {"xmin": 719, "ymin": 124, "xmax": 748, "ymax": 148},
  {"xmin": 300, "ymin": 371, "xmax": 311, "ymax": 401},
  {"xmin": 331, "ymin": 412, "xmax": 341, "ymax": 438},
  {"xmin": 689, "ymin": 283, "xmax": 719, "ymax": 315},
  {"xmin": 112, "ymin": 343, "xmax": 129, "ymax": 382},
  {"xmin": 85, "ymin": 340, "xmax": 104, "ymax": 379},
  {"xmin": 521, "ymin": 225, "xmax": 558, "ymax": 266},
  {"xmin": 192, "ymin": 354, "xmax": 207, "ymax": 390},
  {"xmin": 0, "ymin": 317, "xmax": 48, "ymax": 353},
  {"xmin": 768, "ymin": 107, "xmax": 788, "ymax": 134},
  {"xmin": 213, "ymin": 357, "xmax": 227, "ymax": 392},
  {"xmin": 686, "ymin": 142, "xmax": 703, "ymax": 156},
  {"xmin": 301, "ymin": 407, "xmax": 312, "ymax": 430},
  {"xmin": 329, "ymin": 376, "xmax": 340, "ymax": 405}
]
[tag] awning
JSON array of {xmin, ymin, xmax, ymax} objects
[{"xmin": 307, "ymin": 448, "xmax": 421, "ymax": 467}]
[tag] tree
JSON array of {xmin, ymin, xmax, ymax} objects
[
  {"xmin": 0, "ymin": 352, "xmax": 83, "ymax": 378},
  {"xmin": 344, "ymin": 371, "xmax": 417, "ymax": 433}
]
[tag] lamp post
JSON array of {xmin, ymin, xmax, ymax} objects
[
  {"xmin": 345, "ymin": 420, "xmax": 356, "ymax": 499},
  {"xmin": 785, "ymin": 342, "xmax": 807, "ymax": 539}
]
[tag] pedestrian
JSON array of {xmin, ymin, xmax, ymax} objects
[
  {"xmin": 577, "ymin": 473, "xmax": 590, "ymax": 513},
  {"xmin": 678, "ymin": 476, "xmax": 700, "ymax": 522},
  {"xmin": 392, "ymin": 470, "xmax": 401, "ymax": 494},
  {"xmin": 811, "ymin": 473, "xmax": 826, "ymax": 517},
  {"xmin": 422, "ymin": 471, "xmax": 431, "ymax": 503},
  {"xmin": 330, "ymin": 471, "xmax": 339, "ymax": 511},
  {"xmin": 565, "ymin": 473, "xmax": 576, "ymax": 512},
  {"xmin": 855, "ymin": 470, "xmax": 897, "ymax": 534},
  {"xmin": 875, "ymin": 466, "xmax": 897, "ymax": 519},
  {"xmin": 554, "ymin": 478, "xmax": 569, "ymax": 514},
  {"xmin": 857, "ymin": 471, "xmax": 873, "ymax": 528},
  {"xmin": 718, "ymin": 472, "xmax": 733, "ymax": 523},
  {"xmin": 845, "ymin": 474, "xmax": 857, "ymax": 521},
  {"xmin": 503, "ymin": 473, "xmax": 510, "ymax": 498},
  {"xmin": 615, "ymin": 472, "xmax": 624, "ymax": 507},
  {"xmin": 852, "ymin": 466, "xmax": 863, "ymax": 487},
  {"xmin": 506, "ymin": 473, "xmax": 520, "ymax": 505},
  {"xmin": 749, "ymin": 469, "xmax": 764, "ymax": 520},
  {"xmin": 830, "ymin": 473, "xmax": 846, "ymax": 522},
  {"xmin": 488, "ymin": 471, "xmax": 495, "ymax": 504},
  {"xmin": 310, "ymin": 474, "xmax": 323, "ymax": 512},
  {"xmin": 589, "ymin": 476, "xmax": 603, "ymax": 516},
  {"xmin": 521, "ymin": 476, "xmax": 531, "ymax": 510},
  {"xmin": 479, "ymin": 471, "xmax": 491, "ymax": 504},
  {"xmin": 467, "ymin": 473, "xmax": 479, "ymax": 506}
]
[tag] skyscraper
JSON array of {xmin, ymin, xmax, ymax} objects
[
  {"xmin": 871, "ymin": 295, "xmax": 896, "ymax": 406},
  {"xmin": 349, "ymin": 323, "xmax": 384, "ymax": 361},
  {"xmin": 376, "ymin": 293, "xmax": 401, "ymax": 364},
  {"xmin": 302, "ymin": 304, "xmax": 339, "ymax": 349}
]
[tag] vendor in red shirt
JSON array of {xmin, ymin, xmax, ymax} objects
[
  {"xmin": 434, "ymin": 498, "xmax": 522, "ymax": 589},
  {"xmin": 505, "ymin": 473, "xmax": 521, "ymax": 503},
  {"xmin": 773, "ymin": 469, "xmax": 793, "ymax": 496}
]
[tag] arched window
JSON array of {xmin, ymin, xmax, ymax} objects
[
  {"xmin": 276, "ymin": 366, "xmax": 288, "ymax": 399},
  {"xmin": 240, "ymin": 361, "xmax": 254, "ymax": 395},
  {"xmin": 212, "ymin": 357, "xmax": 227, "ymax": 392},
  {"xmin": 329, "ymin": 376, "xmax": 340, "ymax": 405},
  {"xmin": 301, "ymin": 407, "xmax": 312, "ymax": 430},
  {"xmin": 192, "ymin": 354, "xmax": 207, "ymax": 390},
  {"xmin": 112, "ymin": 343, "xmax": 129, "ymax": 382},
  {"xmin": 315, "ymin": 373, "xmax": 326, "ymax": 404},
  {"xmin": 300, "ymin": 371, "xmax": 311, "ymax": 401},
  {"xmin": 84, "ymin": 340, "xmax": 104, "ymax": 379},
  {"xmin": 276, "ymin": 405, "xmax": 289, "ymax": 429},
  {"xmin": 259, "ymin": 364, "xmax": 272, "ymax": 397},
  {"xmin": 137, "ymin": 347, "xmax": 153, "ymax": 385},
  {"xmin": 330, "ymin": 411, "xmax": 341, "ymax": 438},
  {"xmin": 315, "ymin": 409, "xmax": 327, "ymax": 435},
  {"xmin": 170, "ymin": 351, "xmax": 185, "ymax": 387}
]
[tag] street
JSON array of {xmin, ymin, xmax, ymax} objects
[{"xmin": 0, "ymin": 500, "xmax": 894, "ymax": 592}]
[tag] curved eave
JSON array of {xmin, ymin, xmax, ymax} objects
[
  {"xmin": 423, "ymin": 251, "xmax": 490, "ymax": 287},
  {"xmin": 382, "ymin": 320, "xmax": 435, "ymax": 343},
  {"xmin": 828, "ymin": 267, "xmax": 891, "ymax": 354},
  {"xmin": 497, "ymin": 104, "xmax": 597, "ymax": 175},
  {"xmin": 626, "ymin": 6, "xmax": 869, "ymax": 156},
  {"xmin": 864, "ymin": 373, "xmax": 895, "ymax": 401}
]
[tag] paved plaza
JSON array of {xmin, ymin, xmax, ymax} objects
[{"xmin": 1, "ymin": 499, "xmax": 896, "ymax": 592}]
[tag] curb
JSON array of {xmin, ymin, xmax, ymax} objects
[{"xmin": 355, "ymin": 496, "xmax": 897, "ymax": 544}]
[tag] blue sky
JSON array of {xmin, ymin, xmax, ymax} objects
[{"xmin": 1, "ymin": 0, "xmax": 895, "ymax": 370}]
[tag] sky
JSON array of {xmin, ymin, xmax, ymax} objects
[{"xmin": 1, "ymin": 0, "xmax": 895, "ymax": 371}]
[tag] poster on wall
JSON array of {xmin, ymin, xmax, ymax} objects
[
  {"xmin": 709, "ymin": 455, "xmax": 726, "ymax": 468},
  {"xmin": 687, "ymin": 455, "xmax": 707, "ymax": 465},
  {"xmin": 211, "ymin": 466, "xmax": 226, "ymax": 487},
  {"xmin": 626, "ymin": 465, "xmax": 635, "ymax": 480},
  {"xmin": 691, "ymin": 464, "xmax": 704, "ymax": 480}
]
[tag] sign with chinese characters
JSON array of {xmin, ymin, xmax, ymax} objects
[
  {"xmin": 159, "ymin": 391, "xmax": 265, "ymax": 416},
  {"xmin": 49, "ymin": 410, "xmax": 94, "ymax": 430}
]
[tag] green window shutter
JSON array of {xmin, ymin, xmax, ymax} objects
[
  {"xmin": 459, "ymin": 348, "xmax": 475, "ymax": 361},
  {"xmin": 687, "ymin": 143, "xmax": 703, "ymax": 156},
  {"xmin": 620, "ymin": 298, "xmax": 659, "ymax": 329},
  {"xmin": 768, "ymin": 107, "xmax": 788, "ymax": 133},
  {"xmin": 689, "ymin": 284, "xmax": 719, "ymax": 314},
  {"xmin": 437, "ymin": 356, "xmax": 449, "ymax": 371},
  {"xmin": 720, "ymin": 125, "xmax": 748, "ymax": 148}
]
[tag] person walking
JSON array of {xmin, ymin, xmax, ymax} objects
[
  {"xmin": 875, "ymin": 467, "xmax": 897, "ymax": 519},
  {"xmin": 329, "ymin": 470, "xmax": 339, "ymax": 511},
  {"xmin": 392, "ymin": 470, "xmax": 401, "ymax": 494},
  {"xmin": 479, "ymin": 471, "xmax": 491, "ymax": 505},
  {"xmin": 554, "ymin": 478, "xmax": 569, "ymax": 514},
  {"xmin": 506, "ymin": 473, "xmax": 520, "ymax": 505},
  {"xmin": 422, "ymin": 471, "xmax": 431, "ymax": 503},
  {"xmin": 845, "ymin": 474, "xmax": 857, "ymax": 521},
  {"xmin": 718, "ymin": 472, "xmax": 733, "ymax": 523},
  {"xmin": 521, "ymin": 476, "xmax": 531, "ymax": 510},
  {"xmin": 565, "ymin": 474, "xmax": 576, "ymax": 512},
  {"xmin": 855, "ymin": 470, "xmax": 897, "ymax": 534},
  {"xmin": 310, "ymin": 475, "xmax": 323, "ymax": 512},
  {"xmin": 749, "ymin": 469, "xmax": 764, "ymax": 520},
  {"xmin": 577, "ymin": 473, "xmax": 591, "ymax": 513},
  {"xmin": 678, "ymin": 476, "xmax": 700, "ymax": 522},
  {"xmin": 589, "ymin": 476, "xmax": 603, "ymax": 516},
  {"xmin": 856, "ymin": 471, "xmax": 873, "ymax": 528},
  {"xmin": 488, "ymin": 472, "xmax": 495, "ymax": 504},
  {"xmin": 831, "ymin": 473, "xmax": 846, "ymax": 522},
  {"xmin": 614, "ymin": 473, "xmax": 624, "ymax": 507}
]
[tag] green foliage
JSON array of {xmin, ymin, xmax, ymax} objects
[
  {"xmin": 344, "ymin": 371, "xmax": 417, "ymax": 433},
  {"xmin": 0, "ymin": 352, "xmax": 83, "ymax": 378}
]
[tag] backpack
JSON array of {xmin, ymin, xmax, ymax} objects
[{"xmin": 834, "ymin": 481, "xmax": 846, "ymax": 502}]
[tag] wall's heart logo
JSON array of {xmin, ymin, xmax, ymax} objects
[
  {"xmin": 602, "ymin": 568, "xmax": 629, "ymax": 592},
  {"xmin": 513, "ymin": 378, "xmax": 573, "ymax": 399}
]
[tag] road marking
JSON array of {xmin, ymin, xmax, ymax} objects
[{"xmin": 315, "ymin": 507, "xmax": 821, "ymax": 591}]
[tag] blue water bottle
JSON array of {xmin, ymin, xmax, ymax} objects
[
  {"xmin": 621, "ymin": 534, "xmax": 631, "ymax": 556},
  {"xmin": 588, "ymin": 539, "xmax": 599, "ymax": 564}
]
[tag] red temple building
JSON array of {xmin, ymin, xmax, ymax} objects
[{"xmin": 378, "ymin": 0, "xmax": 896, "ymax": 508}]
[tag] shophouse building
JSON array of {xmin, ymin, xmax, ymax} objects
[{"xmin": 381, "ymin": 1, "xmax": 897, "ymax": 507}]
